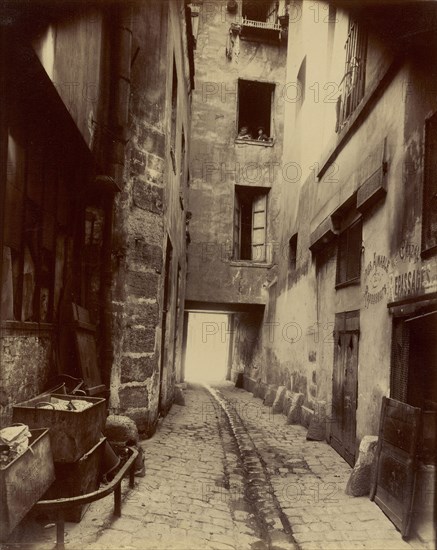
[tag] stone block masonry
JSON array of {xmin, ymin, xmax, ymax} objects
[{"xmin": 109, "ymin": 0, "xmax": 191, "ymax": 437}]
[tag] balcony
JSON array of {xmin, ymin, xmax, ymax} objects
[
  {"xmin": 241, "ymin": 18, "xmax": 281, "ymax": 31},
  {"xmin": 240, "ymin": 17, "xmax": 282, "ymax": 42}
]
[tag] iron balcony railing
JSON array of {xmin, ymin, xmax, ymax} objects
[{"xmin": 241, "ymin": 17, "xmax": 281, "ymax": 31}]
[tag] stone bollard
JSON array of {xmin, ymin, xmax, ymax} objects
[
  {"xmin": 257, "ymin": 382, "xmax": 268, "ymax": 400},
  {"xmin": 253, "ymin": 379, "xmax": 264, "ymax": 399},
  {"xmin": 300, "ymin": 405, "xmax": 314, "ymax": 428},
  {"xmin": 345, "ymin": 435, "xmax": 378, "ymax": 496},
  {"xmin": 306, "ymin": 400, "xmax": 327, "ymax": 441},
  {"xmin": 263, "ymin": 385, "xmax": 277, "ymax": 406},
  {"xmin": 286, "ymin": 392, "xmax": 304, "ymax": 424},
  {"xmin": 272, "ymin": 386, "xmax": 287, "ymax": 414},
  {"xmin": 174, "ymin": 385, "xmax": 185, "ymax": 406},
  {"xmin": 282, "ymin": 390, "xmax": 293, "ymax": 416}
]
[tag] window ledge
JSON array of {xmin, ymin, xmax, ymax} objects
[
  {"xmin": 335, "ymin": 278, "xmax": 361, "ymax": 290},
  {"xmin": 229, "ymin": 260, "xmax": 272, "ymax": 268},
  {"xmin": 235, "ymin": 138, "xmax": 274, "ymax": 147},
  {"xmin": 0, "ymin": 321, "xmax": 54, "ymax": 334}
]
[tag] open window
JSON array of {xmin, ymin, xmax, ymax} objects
[
  {"xmin": 242, "ymin": 0, "xmax": 276, "ymax": 22},
  {"xmin": 336, "ymin": 17, "xmax": 367, "ymax": 132},
  {"xmin": 233, "ymin": 186, "xmax": 268, "ymax": 262},
  {"xmin": 237, "ymin": 80, "xmax": 274, "ymax": 143},
  {"xmin": 422, "ymin": 112, "xmax": 437, "ymax": 256},
  {"xmin": 241, "ymin": 0, "xmax": 281, "ymax": 40}
]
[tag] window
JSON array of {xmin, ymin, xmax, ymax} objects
[
  {"xmin": 422, "ymin": 112, "xmax": 437, "ymax": 255},
  {"xmin": 289, "ymin": 233, "xmax": 298, "ymax": 270},
  {"xmin": 336, "ymin": 218, "xmax": 362, "ymax": 287},
  {"xmin": 296, "ymin": 57, "xmax": 306, "ymax": 115},
  {"xmin": 2, "ymin": 124, "xmax": 74, "ymax": 323},
  {"xmin": 241, "ymin": 0, "xmax": 281, "ymax": 40},
  {"xmin": 336, "ymin": 18, "xmax": 367, "ymax": 132},
  {"xmin": 233, "ymin": 186, "xmax": 268, "ymax": 262},
  {"xmin": 237, "ymin": 80, "xmax": 274, "ymax": 142},
  {"xmin": 242, "ymin": 0, "xmax": 277, "ymax": 23}
]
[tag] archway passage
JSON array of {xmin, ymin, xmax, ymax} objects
[{"xmin": 184, "ymin": 312, "xmax": 231, "ymax": 383}]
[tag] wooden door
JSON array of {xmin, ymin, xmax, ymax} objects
[{"xmin": 331, "ymin": 311, "xmax": 359, "ymax": 466}]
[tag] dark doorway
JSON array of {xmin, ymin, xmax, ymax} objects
[{"xmin": 391, "ymin": 309, "xmax": 437, "ymax": 464}]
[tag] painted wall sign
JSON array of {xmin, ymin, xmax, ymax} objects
[
  {"xmin": 363, "ymin": 244, "xmax": 437, "ymax": 307},
  {"xmin": 389, "ymin": 242, "xmax": 437, "ymax": 302},
  {"xmin": 364, "ymin": 253, "xmax": 390, "ymax": 308}
]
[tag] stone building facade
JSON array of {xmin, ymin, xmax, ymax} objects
[
  {"xmin": 185, "ymin": 1, "xmax": 436, "ymax": 541},
  {"xmin": 185, "ymin": 0, "xmax": 287, "ymax": 381},
  {"xmin": 0, "ymin": 0, "xmax": 194, "ymax": 437}
]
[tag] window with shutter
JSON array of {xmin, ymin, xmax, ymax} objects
[
  {"xmin": 233, "ymin": 186, "xmax": 269, "ymax": 262},
  {"xmin": 252, "ymin": 194, "xmax": 267, "ymax": 262},
  {"xmin": 336, "ymin": 218, "xmax": 362, "ymax": 287}
]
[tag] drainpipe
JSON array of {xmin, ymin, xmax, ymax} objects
[{"xmin": 100, "ymin": 5, "xmax": 132, "ymax": 390}]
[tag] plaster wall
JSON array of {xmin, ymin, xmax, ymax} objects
[
  {"xmin": 243, "ymin": 2, "xmax": 437, "ymax": 452},
  {"xmin": 186, "ymin": 1, "xmax": 286, "ymax": 305}
]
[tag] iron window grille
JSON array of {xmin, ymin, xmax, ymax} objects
[{"xmin": 336, "ymin": 18, "xmax": 367, "ymax": 133}]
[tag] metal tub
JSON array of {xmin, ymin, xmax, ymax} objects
[
  {"xmin": 0, "ymin": 428, "xmax": 55, "ymax": 541},
  {"xmin": 12, "ymin": 394, "xmax": 106, "ymax": 463}
]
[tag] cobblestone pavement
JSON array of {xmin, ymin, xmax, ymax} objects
[
  {"xmin": 4, "ymin": 382, "xmax": 432, "ymax": 550},
  {"xmin": 212, "ymin": 382, "xmax": 433, "ymax": 550},
  {"xmin": 4, "ymin": 384, "xmax": 268, "ymax": 550}
]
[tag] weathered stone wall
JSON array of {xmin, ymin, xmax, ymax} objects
[
  {"xmin": 0, "ymin": 330, "xmax": 53, "ymax": 424},
  {"xmin": 1, "ymin": 1, "xmax": 192, "ymax": 437},
  {"xmin": 186, "ymin": 1, "xmax": 286, "ymax": 306},
  {"xmin": 110, "ymin": 0, "xmax": 191, "ymax": 435}
]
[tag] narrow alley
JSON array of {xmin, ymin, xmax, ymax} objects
[
  {"xmin": 1, "ymin": 0, "xmax": 436, "ymax": 548},
  {"xmin": 5, "ymin": 382, "xmax": 432, "ymax": 550}
]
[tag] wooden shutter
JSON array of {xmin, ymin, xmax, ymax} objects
[
  {"xmin": 371, "ymin": 397, "xmax": 421, "ymax": 539},
  {"xmin": 233, "ymin": 193, "xmax": 241, "ymax": 260},
  {"xmin": 251, "ymin": 194, "xmax": 266, "ymax": 262}
]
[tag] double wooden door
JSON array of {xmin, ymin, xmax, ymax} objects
[{"xmin": 330, "ymin": 311, "xmax": 359, "ymax": 466}]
